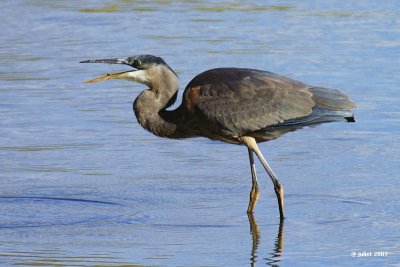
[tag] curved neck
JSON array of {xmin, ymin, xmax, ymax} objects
[{"xmin": 133, "ymin": 65, "xmax": 186, "ymax": 138}]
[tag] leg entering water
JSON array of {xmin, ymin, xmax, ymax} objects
[
  {"xmin": 247, "ymin": 149, "xmax": 259, "ymax": 214},
  {"xmin": 240, "ymin": 136, "xmax": 285, "ymax": 220},
  {"xmin": 254, "ymin": 150, "xmax": 285, "ymax": 220}
]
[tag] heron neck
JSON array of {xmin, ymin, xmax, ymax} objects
[{"xmin": 133, "ymin": 71, "xmax": 188, "ymax": 138}]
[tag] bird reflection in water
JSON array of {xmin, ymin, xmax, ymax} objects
[{"xmin": 248, "ymin": 213, "xmax": 284, "ymax": 267}]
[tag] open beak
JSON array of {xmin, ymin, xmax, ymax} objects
[
  {"xmin": 81, "ymin": 71, "xmax": 133, "ymax": 83},
  {"xmin": 80, "ymin": 58, "xmax": 134, "ymax": 83}
]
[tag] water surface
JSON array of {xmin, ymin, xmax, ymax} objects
[{"xmin": 1, "ymin": 1, "xmax": 399, "ymax": 266}]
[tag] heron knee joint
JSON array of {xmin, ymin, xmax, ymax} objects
[{"xmin": 238, "ymin": 136, "xmax": 258, "ymax": 151}]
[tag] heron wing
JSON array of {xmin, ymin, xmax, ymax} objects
[{"xmin": 183, "ymin": 68, "xmax": 315, "ymax": 135}]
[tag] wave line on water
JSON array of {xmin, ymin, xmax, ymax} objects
[{"xmin": 0, "ymin": 196, "xmax": 120, "ymax": 206}]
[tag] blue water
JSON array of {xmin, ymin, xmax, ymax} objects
[{"xmin": 1, "ymin": 1, "xmax": 399, "ymax": 266}]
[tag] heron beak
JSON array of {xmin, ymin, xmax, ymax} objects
[
  {"xmin": 80, "ymin": 58, "xmax": 135, "ymax": 83},
  {"xmin": 82, "ymin": 71, "xmax": 134, "ymax": 83}
]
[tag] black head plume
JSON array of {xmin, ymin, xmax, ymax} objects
[{"xmin": 125, "ymin": 55, "xmax": 167, "ymax": 69}]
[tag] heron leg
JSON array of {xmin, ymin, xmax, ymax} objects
[
  {"xmin": 255, "ymin": 148, "xmax": 285, "ymax": 220},
  {"xmin": 240, "ymin": 136, "xmax": 285, "ymax": 220},
  {"xmin": 247, "ymin": 148, "xmax": 259, "ymax": 214}
]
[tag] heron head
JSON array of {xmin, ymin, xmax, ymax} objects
[{"xmin": 80, "ymin": 55, "xmax": 176, "ymax": 85}]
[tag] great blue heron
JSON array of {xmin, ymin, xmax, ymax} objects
[{"xmin": 80, "ymin": 55, "xmax": 356, "ymax": 220}]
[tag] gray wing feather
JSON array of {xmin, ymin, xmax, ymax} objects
[
  {"xmin": 267, "ymin": 86, "xmax": 356, "ymax": 129},
  {"xmin": 184, "ymin": 68, "xmax": 315, "ymax": 135}
]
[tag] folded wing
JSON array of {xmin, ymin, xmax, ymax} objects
[{"xmin": 182, "ymin": 68, "xmax": 316, "ymax": 136}]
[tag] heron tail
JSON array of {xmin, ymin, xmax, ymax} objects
[
  {"xmin": 310, "ymin": 86, "xmax": 356, "ymax": 111},
  {"xmin": 310, "ymin": 86, "xmax": 356, "ymax": 122},
  {"xmin": 268, "ymin": 86, "xmax": 356, "ymax": 129}
]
